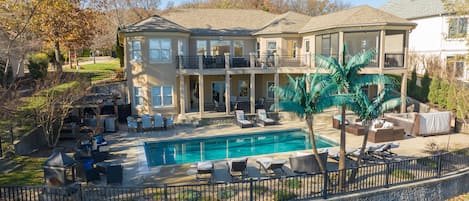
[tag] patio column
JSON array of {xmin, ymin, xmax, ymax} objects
[
  {"xmin": 274, "ymin": 73, "xmax": 279, "ymax": 112},
  {"xmin": 250, "ymin": 73, "xmax": 255, "ymax": 114},
  {"xmin": 311, "ymin": 36, "xmax": 316, "ymax": 68},
  {"xmin": 378, "ymin": 30, "xmax": 386, "ymax": 92},
  {"xmin": 249, "ymin": 52, "xmax": 256, "ymax": 68},
  {"xmin": 401, "ymin": 31, "xmax": 410, "ymax": 113},
  {"xmin": 338, "ymin": 32, "xmax": 344, "ymax": 65},
  {"xmin": 198, "ymin": 74, "xmax": 204, "ymax": 117},
  {"xmin": 179, "ymin": 75, "xmax": 185, "ymax": 114},
  {"xmin": 225, "ymin": 73, "xmax": 231, "ymax": 115},
  {"xmin": 224, "ymin": 53, "xmax": 230, "ymax": 69}
]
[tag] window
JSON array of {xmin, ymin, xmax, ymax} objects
[
  {"xmin": 344, "ymin": 31, "xmax": 379, "ymax": 66},
  {"xmin": 234, "ymin": 41, "xmax": 244, "ymax": 57},
  {"xmin": 447, "ymin": 56, "xmax": 465, "ymax": 78},
  {"xmin": 134, "ymin": 87, "xmax": 143, "ymax": 106},
  {"xmin": 448, "ymin": 18, "xmax": 467, "ymax": 38},
  {"xmin": 267, "ymin": 81, "xmax": 275, "ymax": 99},
  {"xmin": 178, "ymin": 40, "xmax": 185, "ymax": 56},
  {"xmin": 152, "ymin": 86, "xmax": 173, "ymax": 107},
  {"xmin": 210, "ymin": 40, "xmax": 231, "ymax": 56},
  {"xmin": 149, "ymin": 38, "xmax": 171, "ymax": 63},
  {"xmin": 196, "ymin": 40, "xmax": 207, "ymax": 55},
  {"xmin": 287, "ymin": 40, "xmax": 297, "ymax": 58},
  {"xmin": 130, "ymin": 40, "xmax": 142, "ymax": 63},
  {"xmin": 256, "ymin": 42, "xmax": 260, "ymax": 58},
  {"xmin": 315, "ymin": 33, "xmax": 338, "ymax": 59},
  {"xmin": 384, "ymin": 30, "xmax": 405, "ymax": 67},
  {"xmin": 267, "ymin": 41, "xmax": 277, "ymax": 56},
  {"xmin": 238, "ymin": 80, "xmax": 249, "ymax": 97},
  {"xmin": 305, "ymin": 40, "xmax": 310, "ymax": 53}
]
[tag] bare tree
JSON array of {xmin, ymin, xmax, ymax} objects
[{"xmin": 32, "ymin": 74, "xmax": 89, "ymax": 148}]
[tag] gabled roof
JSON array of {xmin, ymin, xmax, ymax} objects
[
  {"xmin": 43, "ymin": 152, "xmax": 76, "ymax": 168},
  {"xmin": 379, "ymin": 0, "xmax": 446, "ymax": 19},
  {"xmin": 121, "ymin": 15, "xmax": 190, "ymax": 33},
  {"xmin": 254, "ymin": 11, "xmax": 312, "ymax": 35},
  {"xmin": 162, "ymin": 9, "xmax": 277, "ymax": 35},
  {"xmin": 300, "ymin": 5, "xmax": 416, "ymax": 33}
]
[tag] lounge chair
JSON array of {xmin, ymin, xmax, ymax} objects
[
  {"xmin": 257, "ymin": 109, "xmax": 276, "ymax": 126},
  {"xmin": 289, "ymin": 150, "xmax": 328, "ymax": 174},
  {"xmin": 126, "ymin": 116, "xmax": 138, "ymax": 132},
  {"xmin": 328, "ymin": 148, "xmax": 360, "ymax": 161},
  {"xmin": 196, "ymin": 161, "xmax": 214, "ymax": 182},
  {"xmin": 369, "ymin": 142, "xmax": 400, "ymax": 160},
  {"xmin": 141, "ymin": 114, "xmax": 152, "ymax": 131},
  {"xmin": 234, "ymin": 110, "xmax": 254, "ymax": 128},
  {"xmin": 256, "ymin": 157, "xmax": 286, "ymax": 175},
  {"xmin": 165, "ymin": 115, "xmax": 175, "ymax": 129},
  {"xmin": 153, "ymin": 113, "xmax": 164, "ymax": 129},
  {"xmin": 227, "ymin": 157, "xmax": 248, "ymax": 180}
]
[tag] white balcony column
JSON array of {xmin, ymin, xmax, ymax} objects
[
  {"xmin": 249, "ymin": 52, "xmax": 256, "ymax": 68},
  {"xmin": 274, "ymin": 52, "xmax": 279, "ymax": 68},
  {"xmin": 198, "ymin": 54, "xmax": 204, "ymax": 70},
  {"xmin": 250, "ymin": 73, "xmax": 256, "ymax": 114},
  {"xmin": 378, "ymin": 30, "xmax": 386, "ymax": 92},
  {"xmin": 400, "ymin": 72, "xmax": 408, "ymax": 113},
  {"xmin": 198, "ymin": 74, "xmax": 204, "ymax": 117},
  {"xmin": 178, "ymin": 55, "xmax": 184, "ymax": 69},
  {"xmin": 338, "ymin": 32, "xmax": 344, "ymax": 65},
  {"xmin": 225, "ymin": 73, "xmax": 231, "ymax": 115},
  {"xmin": 311, "ymin": 36, "xmax": 316, "ymax": 68},
  {"xmin": 179, "ymin": 75, "xmax": 185, "ymax": 114},
  {"xmin": 224, "ymin": 52, "xmax": 230, "ymax": 70},
  {"xmin": 274, "ymin": 73, "xmax": 279, "ymax": 112}
]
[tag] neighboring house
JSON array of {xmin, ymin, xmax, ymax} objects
[
  {"xmin": 119, "ymin": 6, "xmax": 416, "ymax": 116},
  {"xmin": 381, "ymin": 0, "xmax": 469, "ymax": 81},
  {"xmin": 0, "ymin": 30, "xmax": 25, "ymax": 79}
]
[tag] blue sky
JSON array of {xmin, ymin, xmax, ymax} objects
[{"xmin": 168, "ymin": 0, "xmax": 389, "ymax": 8}]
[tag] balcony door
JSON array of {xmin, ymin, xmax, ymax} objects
[{"xmin": 212, "ymin": 82, "xmax": 226, "ymax": 105}]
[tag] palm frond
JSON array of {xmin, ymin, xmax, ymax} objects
[
  {"xmin": 277, "ymin": 101, "xmax": 306, "ymax": 117},
  {"xmin": 379, "ymin": 98, "xmax": 402, "ymax": 114},
  {"xmin": 353, "ymin": 75, "xmax": 397, "ymax": 89},
  {"xmin": 315, "ymin": 55, "xmax": 343, "ymax": 77},
  {"xmin": 345, "ymin": 49, "xmax": 376, "ymax": 76},
  {"xmin": 316, "ymin": 94, "xmax": 353, "ymax": 112}
]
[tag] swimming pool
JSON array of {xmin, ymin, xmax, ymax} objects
[{"xmin": 143, "ymin": 129, "xmax": 337, "ymax": 167}]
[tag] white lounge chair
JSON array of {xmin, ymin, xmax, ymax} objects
[
  {"xmin": 141, "ymin": 114, "xmax": 152, "ymax": 131},
  {"xmin": 227, "ymin": 157, "xmax": 248, "ymax": 180},
  {"xmin": 165, "ymin": 115, "xmax": 175, "ymax": 129},
  {"xmin": 126, "ymin": 116, "xmax": 138, "ymax": 132},
  {"xmin": 256, "ymin": 109, "xmax": 276, "ymax": 126},
  {"xmin": 196, "ymin": 161, "xmax": 214, "ymax": 182},
  {"xmin": 153, "ymin": 113, "xmax": 164, "ymax": 129},
  {"xmin": 234, "ymin": 110, "xmax": 254, "ymax": 128}
]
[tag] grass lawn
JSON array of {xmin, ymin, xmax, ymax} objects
[
  {"xmin": 64, "ymin": 59, "xmax": 120, "ymax": 82},
  {"xmin": 0, "ymin": 156, "xmax": 46, "ymax": 185}
]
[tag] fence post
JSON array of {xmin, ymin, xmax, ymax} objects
[
  {"xmin": 385, "ymin": 162, "xmax": 390, "ymax": 188},
  {"xmin": 78, "ymin": 183, "xmax": 83, "ymax": 201},
  {"xmin": 249, "ymin": 178, "xmax": 254, "ymax": 201},
  {"xmin": 322, "ymin": 170, "xmax": 328, "ymax": 199},
  {"xmin": 164, "ymin": 184, "xmax": 168, "ymax": 201},
  {"xmin": 437, "ymin": 153, "xmax": 442, "ymax": 177}
]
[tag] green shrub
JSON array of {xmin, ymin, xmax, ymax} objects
[
  {"xmin": 217, "ymin": 187, "xmax": 236, "ymax": 200},
  {"xmin": 285, "ymin": 179, "xmax": 301, "ymax": 189},
  {"xmin": 28, "ymin": 53, "xmax": 49, "ymax": 79},
  {"xmin": 391, "ymin": 169, "xmax": 415, "ymax": 179},
  {"xmin": 176, "ymin": 190, "xmax": 201, "ymax": 201},
  {"xmin": 420, "ymin": 71, "xmax": 431, "ymax": 102},
  {"xmin": 274, "ymin": 190, "xmax": 296, "ymax": 201},
  {"xmin": 408, "ymin": 68, "xmax": 417, "ymax": 97},
  {"xmin": 428, "ymin": 76, "xmax": 440, "ymax": 104},
  {"xmin": 253, "ymin": 185, "xmax": 269, "ymax": 195}
]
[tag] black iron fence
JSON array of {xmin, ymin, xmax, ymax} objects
[{"xmin": 1, "ymin": 148, "xmax": 468, "ymax": 201}]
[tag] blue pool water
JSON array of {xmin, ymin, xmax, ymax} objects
[{"xmin": 143, "ymin": 129, "xmax": 337, "ymax": 167}]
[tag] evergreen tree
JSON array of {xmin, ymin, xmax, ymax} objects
[
  {"xmin": 438, "ymin": 80, "xmax": 449, "ymax": 108},
  {"xmin": 420, "ymin": 71, "xmax": 431, "ymax": 102},
  {"xmin": 447, "ymin": 82, "xmax": 457, "ymax": 111},
  {"xmin": 116, "ymin": 28, "xmax": 124, "ymax": 68},
  {"xmin": 408, "ymin": 68, "xmax": 417, "ymax": 97},
  {"xmin": 428, "ymin": 76, "xmax": 440, "ymax": 104}
]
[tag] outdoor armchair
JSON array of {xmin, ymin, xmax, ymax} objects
[
  {"xmin": 141, "ymin": 114, "xmax": 152, "ymax": 131},
  {"xmin": 126, "ymin": 116, "xmax": 138, "ymax": 132},
  {"xmin": 257, "ymin": 109, "xmax": 276, "ymax": 126},
  {"xmin": 234, "ymin": 110, "xmax": 254, "ymax": 128},
  {"xmin": 153, "ymin": 113, "xmax": 164, "ymax": 129}
]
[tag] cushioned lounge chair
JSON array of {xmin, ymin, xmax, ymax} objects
[
  {"xmin": 257, "ymin": 109, "xmax": 276, "ymax": 126},
  {"xmin": 369, "ymin": 142, "xmax": 400, "ymax": 160},
  {"xmin": 196, "ymin": 161, "xmax": 214, "ymax": 182},
  {"xmin": 235, "ymin": 110, "xmax": 254, "ymax": 128},
  {"xmin": 141, "ymin": 114, "xmax": 152, "ymax": 131},
  {"xmin": 289, "ymin": 151, "xmax": 328, "ymax": 174},
  {"xmin": 165, "ymin": 115, "xmax": 175, "ymax": 129},
  {"xmin": 126, "ymin": 116, "xmax": 138, "ymax": 132},
  {"xmin": 256, "ymin": 157, "xmax": 286, "ymax": 175},
  {"xmin": 153, "ymin": 113, "xmax": 164, "ymax": 129},
  {"xmin": 227, "ymin": 157, "xmax": 248, "ymax": 180}
]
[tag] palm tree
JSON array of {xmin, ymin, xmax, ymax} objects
[
  {"xmin": 347, "ymin": 86, "xmax": 401, "ymax": 181},
  {"xmin": 315, "ymin": 47, "xmax": 395, "ymax": 187},
  {"xmin": 274, "ymin": 72, "xmax": 340, "ymax": 172}
]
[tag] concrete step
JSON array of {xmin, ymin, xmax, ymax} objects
[{"xmin": 0, "ymin": 158, "xmax": 22, "ymax": 174}]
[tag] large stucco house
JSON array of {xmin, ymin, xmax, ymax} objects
[
  {"xmin": 381, "ymin": 0, "xmax": 469, "ymax": 81},
  {"xmin": 119, "ymin": 6, "xmax": 416, "ymax": 117}
]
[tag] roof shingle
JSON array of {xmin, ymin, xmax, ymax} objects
[
  {"xmin": 254, "ymin": 11, "xmax": 312, "ymax": 35},
  {"xmin": 379, "ymin": 0, "xmax": 446, "ymax": 19},
  {"xmin": 300, "ymin": 5, "xmax": 416, "ymax": 33},
  {"xmin": 121, "ymin": 15, "xmax": 190, "ymax": 33}
]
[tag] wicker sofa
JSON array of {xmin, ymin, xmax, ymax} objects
[{"xmin": 368, "ymin": 126, "xmax": 405, "ymax": 143}]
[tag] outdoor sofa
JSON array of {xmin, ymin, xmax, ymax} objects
[{"xmin": 289, "ymin": 150, "xmax": 328, "ymax": 174}]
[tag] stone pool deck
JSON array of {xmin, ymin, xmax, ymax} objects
[{"xmin": 100, "ymin": 111, "xmax": 469, "ymax": 186}]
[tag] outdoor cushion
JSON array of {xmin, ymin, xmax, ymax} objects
[{"xmin": 197, "ymin": 161, "xmax": 213, "ymax": 171}]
